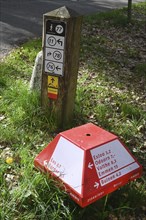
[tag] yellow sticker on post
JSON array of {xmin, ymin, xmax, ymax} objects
[
  {"xmin": 48, "ymin": 76, "xmax": 59, "ymax": 99},
  {"xmin": 48, "ymin": 76, "xmax": 58, "ymax": 89}
]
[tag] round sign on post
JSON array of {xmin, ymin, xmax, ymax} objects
[
  {"xmin": 47, "ymin": 36, "xmax": 56, "ymax": 46},
  {"xmin": 55, "ymin": 25, "xmax": 64, "ymax": 34}
]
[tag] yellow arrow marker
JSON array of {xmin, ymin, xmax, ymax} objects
[{"xmin": 48, "ymin": 75, "xmax": 59, "ymax": 89}]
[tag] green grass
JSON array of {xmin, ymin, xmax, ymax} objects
[
  {"xmin": 0, "ymin": 2, "xmax": 146, "ymax": 220},
  {"xmin": 134, "ymin": 62, "xmax": 146, "ymax": 76},
  {"xmin": 85, "ymin": 9, "xmax": 128, "ymax": 27}
]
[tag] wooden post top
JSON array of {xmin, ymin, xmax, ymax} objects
[{"xmin": 44, "ymin": 6, "xmax": 81, "ymax": 19}]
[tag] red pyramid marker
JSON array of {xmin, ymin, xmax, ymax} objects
[{"xmin": 34, "ymin": 123, "xmax": 142, "ymax": 207}]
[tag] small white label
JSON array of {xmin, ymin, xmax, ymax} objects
[
  {"xmin": 90, "ymin": 140, "xmax": 135, "ymax": 178},
  {"xmin": 45, "ymin": 60, "xmax": 63, "ymax": 76},
  {"xmin": 100, "ymin": 162, "xmax": 139, "ymax": 186},
  {"xmin": 47, "ymin": 137, "xmax": 84, "ymax": 194},
  {"xmin": 46, "ymin": 34, "xmax": 65, "ymax": 50},
  {"xmin": 45, "ymin": 48, "xmax": 64, "ymax": 62}
]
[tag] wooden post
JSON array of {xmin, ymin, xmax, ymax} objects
[
  {"xmin": 41, "ymin": 6, "xmax": 82, "ymax": 129},
  {"xmin": 128, "ymin": 0, "xmax": 132, "ymax": 22}
]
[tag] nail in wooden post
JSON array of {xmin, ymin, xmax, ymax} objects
[{"xmin": 41, "ymin": 6, "xmax": 82, "ymax": 129}]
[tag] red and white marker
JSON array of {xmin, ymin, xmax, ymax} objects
[{"xmin": 34, "ymin": 123, "xmax": 142, "ymax": 207}]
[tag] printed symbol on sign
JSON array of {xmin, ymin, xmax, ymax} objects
[
  {"xmin": 46, "ymin": 62, "xmax": 55, "ymax": 72},
  {"xmin": 44, "ymin": 160, "xmax": 48, "ymax": 167},
  {"xmin": 51, "ymin": 77, "xmax": 55, "ymax": 84},
  {"xmin": 48, "ymin": 76, "xmax": 59, "ymax": 88},
  {"xmin": 57, "ymin": 39, "xmax": 63, "ymax": 47},
  {"xmin": 47, "ymin": 52, "xmax": 52, "ymax": 57},
  {"xmin": 53, "ymin": 51, "xmax": 62, "ymax": 60},
  {"xmin": 88, "ymin": 162, "xmax": 94, "ymax": 169},
  {"xmin": 94, "ymin": 182, "xmax": 99, "ymax": 189},
  {"xmin": 47, "ymin": 36, "xmax": 56, "ymax": 46},
  {"xmin": 56, "ymin": 66, "xmax": 61, "ymax": 71},
  {"xmin": 50, "ymin": 24, "xmax": 53, "ymax": 31},
  {"xmin": 55, "ymin": 25, "xmax": 64, "ymax": 34}
]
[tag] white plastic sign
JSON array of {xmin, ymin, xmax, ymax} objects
[{"xmin": 44, "ymin": 20, "xmax": 66, "ymax": 76}]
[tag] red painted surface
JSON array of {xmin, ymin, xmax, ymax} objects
[
  {"xmin": 61, "ymin": 123, "xmax": 117, "ymax": 150},
  {"xmin": 48, "ymin": 92, "xmax": 58, "ymax": 99},
  {"xmin": 34, "ymin": 123, "xmax": 142, "ymax": 207}
]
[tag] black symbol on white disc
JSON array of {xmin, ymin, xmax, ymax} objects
[
  {"xmin": 53, "ymin": 51, "xmax": 62, "ymax": 60},
  {"xmin": 46, "ymin": 62, "xmax": 55, "ymax": 72},
  {"xmin": 55, "ymin": 25, "xmax": 64, "ymax": 34},
  {"xmin": 47, "ymin": 36, "xmax": 56, "ymax": 46}
]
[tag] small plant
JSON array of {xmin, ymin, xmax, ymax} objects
[
  {"xmin": 134, "ymin": 62, "xmax": 146, "ymax": 76},
  {"xmin": 121, "ymin": 103, "xmax": 141, "ymax": 119}
]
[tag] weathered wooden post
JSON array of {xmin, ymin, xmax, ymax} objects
[
  {"xmin": 41, "ymin": 6, "xmax": 82, "ymax": 129},
  {"xmin": 128, "ymin": 0, "xmax": 132, "ymax": 22}
]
